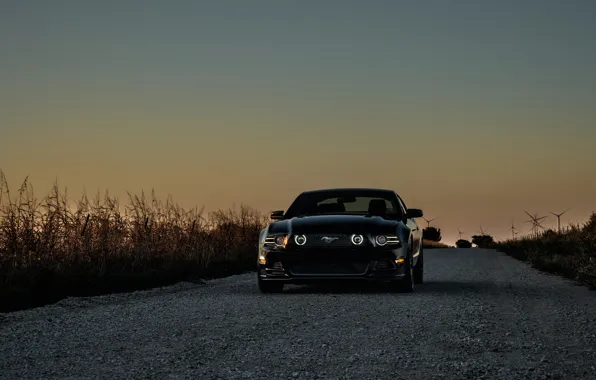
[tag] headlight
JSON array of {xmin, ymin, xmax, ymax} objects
[
  {"xmin": 375, "ymin": 235, "xmax": 400, "ymax": 246},
  {"xmin": 264, "ymin": 234, "xmax": 288, "ymax": 248},
  {"xmin": 294, "ymin": 234, "xmax": 307, "ymax": 246},
  {"xmin": 351, "ymin": 234, "xmax": 364, "ymax": 245}
]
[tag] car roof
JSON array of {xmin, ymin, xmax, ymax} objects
[{"xmin": 300, "ymin": 187, "xmax": 396, "ymax": 195}]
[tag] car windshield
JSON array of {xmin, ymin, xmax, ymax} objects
[{"xmin": 284, "ymin": 190, "xmax": 402, "ymax": 219}]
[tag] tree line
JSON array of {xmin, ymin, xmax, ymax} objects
[{"xmin": 422, "ymin": 226, "xmax": 495, "ymax": 248}]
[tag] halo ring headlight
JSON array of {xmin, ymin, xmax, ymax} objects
[
  {"xmin": 351, "ymin": 234, "xmax": 364, "ymax": 245},
  {"xmin": 294, "ymin": 234, "xmax": 307, "ymax": 246},
  {"xmin": 375, "ymin": 235, "xmax": 387, "ymax": 246}
]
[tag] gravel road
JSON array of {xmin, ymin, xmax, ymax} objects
[{"xmin": 2, "ymin": 248, "xmax": 596, "ymax": 379}]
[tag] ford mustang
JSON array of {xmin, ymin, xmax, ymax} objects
[{"xmin": 257, "ymin": 188, "xmax": 424, "ymax": 293}]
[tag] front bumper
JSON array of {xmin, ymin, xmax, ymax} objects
[{"xmin": 258, "ymin": 247, "xmax": 407, "ymax": 283}]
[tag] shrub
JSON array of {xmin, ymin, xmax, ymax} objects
[
  {"xmin": 456, "ymin": 239, "xmax": 472, "ymax": 248},
  {"xmin": 423, "ymin": 226, "xmax": 442, "ymax": 242},
  {"xmin": 472, "ymin": 234, "xmax": 494, "ymax": 248}
]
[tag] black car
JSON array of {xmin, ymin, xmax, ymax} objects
[{"xmin": 257, "ymin": 188, "xmax": 424, "ymax": 293}]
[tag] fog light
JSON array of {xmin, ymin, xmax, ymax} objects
[{"xmin": 395, "ymin": 258, "xmax": 405, "ymax": 264}]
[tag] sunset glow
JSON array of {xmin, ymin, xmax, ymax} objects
[{"xmin": 1, "ymin": 1, "xmax": 595, "ymax": 246}]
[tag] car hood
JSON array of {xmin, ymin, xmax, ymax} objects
[{"xmin": 268, "ymin": 214, "xmax": 399, "ymax": 235}]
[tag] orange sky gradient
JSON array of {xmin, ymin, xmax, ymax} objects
[{"xmin": 1, "ymin": 1, "xmax": 595, "ymax": 246}]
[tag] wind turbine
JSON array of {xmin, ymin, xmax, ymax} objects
[
  {"xmin": 457, "ymin": 228, "xmax": 464, "ymax": 240},
  {"xmin": 550, "ymin": 208, "xmax": 570, "ymax": 232},
  {"xmin": 422, "ymin": 217, "xmax": 436, "ymax": 229},
  {"xmin": 524, "ymin": 210, "xmax": 548, "ymax": 236},
  {"xmin": 478, "ymin": 225, "xmax": 488, "ymax": 236},
  {"xmin": 509, "ymin": 217, "xmax": 519, "ymax": 239}
]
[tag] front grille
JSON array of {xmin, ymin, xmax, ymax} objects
[
  {"xmin": 374, "ymin": 260, "xmax": 395, "ymax": 270},
  {"xmin": 290, "ymin": 262, "xmax": 368, "ymax": 275},
  {"xmin": 301, "ymin": 234, "xmax": 354, "ymax": 248},
  {"xmin": 284, "ymin": 249, "xmax": 370, "ymax": 275}
]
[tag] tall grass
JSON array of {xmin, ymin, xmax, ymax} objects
[
  {"xmin": 494, "ymin": 213, "xmax": 596, "ymax": 289},
  {"xmin": 0, "ymin": 171, "xmax": 268, "ymax": 312},
  {"xmin": 422, "ymin": 239, "xmax": 451, "ymax": 249}
]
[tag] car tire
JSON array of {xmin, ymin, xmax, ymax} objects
[
  {"xmin": 258, "ymin": 277, "xmax": 284, "ymax": 293},
  {"xmin": 413, "ymin": 245, "xmax": 424, "ymax": 284}
]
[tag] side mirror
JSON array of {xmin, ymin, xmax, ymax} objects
[
  {"xmin": 270, "ymin": 210, "xmax": 284, "ymax": 220},
  {"xmin": 406, "ymin": 208, "xmax": 423, "ymax": 219}
]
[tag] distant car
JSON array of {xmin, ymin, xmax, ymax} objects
[{"xmin": 257, "ymin": 188, "xmax": 424, "ymax": 293}]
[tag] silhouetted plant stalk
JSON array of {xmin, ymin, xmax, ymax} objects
[{"xmin": 0, "ymin": 170, "xmax": 269, "ymax": 311}]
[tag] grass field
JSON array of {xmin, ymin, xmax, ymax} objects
[
  {"xmin": 0, "ymin": 172, "xmax": 268, "ymax": 312},
  {"xmin": 494, "ymin": 214, "xmax": 596, "ymax": 289}
]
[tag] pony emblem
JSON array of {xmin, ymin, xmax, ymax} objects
[{"xmin": 321, "ymin": 236, "xmax": 339, "ymax": 243}]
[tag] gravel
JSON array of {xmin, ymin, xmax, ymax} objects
[{"xmin": 1, "ymin": 248, "xmax": 596, "ymax": 379}]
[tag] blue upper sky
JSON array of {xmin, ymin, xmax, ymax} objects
[{"xmin": 3, "ymin": 0, "xmax": 594, "ymax": 115}]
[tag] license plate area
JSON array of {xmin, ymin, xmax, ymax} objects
[
  {"xmin": 289, "ymin": 262, "xmax": 368, "ymax": 275},
  {"xmin": 282, "ymin": 251, "xmax": 371, "ymax": 276}
]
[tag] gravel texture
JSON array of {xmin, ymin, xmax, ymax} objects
[{"xmin": 1, "ymin": 248, "xmax": 596, "ymax": 379}]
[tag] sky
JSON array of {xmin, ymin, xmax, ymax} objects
[{"xmin": 1, "ymin": 0, "xmax": 595, "ymax": 245}]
